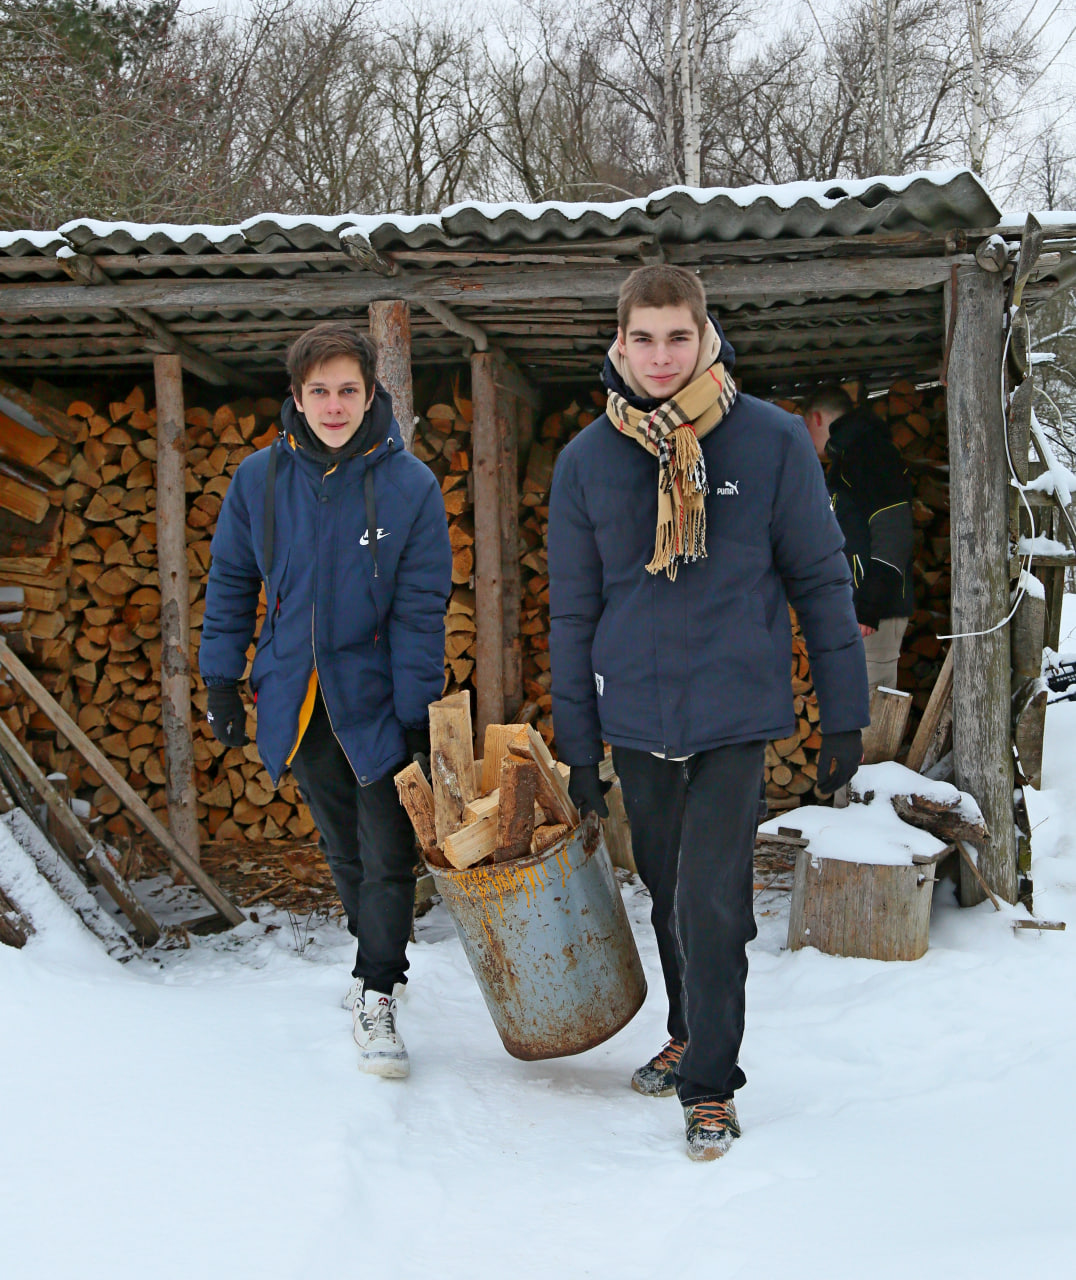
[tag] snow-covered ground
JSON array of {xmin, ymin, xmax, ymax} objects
[{"xmin": 4, "ymin": 603, "xmax": 1076, "ymax": 1280}]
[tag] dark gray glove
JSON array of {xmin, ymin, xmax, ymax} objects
[
  {"xmin": 403, "ymin": 724, "xmax": 431, "ymax": 780},
  {"xmin": 206, "ymin": 682, "xmax": 248, "ymax": 748},
  {"xmin": 568, "ymin": 764, "xmax": 611, "ymax": 819},
  {"xmin": 815, "ymin": 730, "xmax": 863, "ymax": 796}
]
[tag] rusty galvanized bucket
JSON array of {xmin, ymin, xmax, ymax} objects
[{"xmin": 428, "ymin": 814, "xmax": 647, "ymax": 1060}]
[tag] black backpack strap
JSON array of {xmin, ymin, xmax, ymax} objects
[
  {"xmin": 364, "ymin": 467, "xmax": 379, "ymax": 580},
  {"xmin": 263, "ymin": 438, "xmax": 278, "ymax": 594}
]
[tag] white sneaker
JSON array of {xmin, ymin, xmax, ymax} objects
[
  {"xmin": 342, "ymin": 978, "xmax": 406, "ymax": 1011},
  {"xmin": 352, "ymin": 984, "xmax": 409, "ymax": 1078}
]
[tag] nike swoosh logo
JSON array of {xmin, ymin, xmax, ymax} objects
[{"xmin": 359, "ymin": 529, "xmax": 390, "ymax": 545}]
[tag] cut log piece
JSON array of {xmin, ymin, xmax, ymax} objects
[
  {"xmin": 531, "ymin": 823, "xmax": 569, "ymax": 855},
  {"xmin": 393, "ymin": 761, "xmax": 448, "ymax": 868},
  {"xmin": 443, "ymin": 811, "xmax": 498, "ymax": 870},
  {"xmin": 429, "ymin": 690, "xmax": 476, "ymax": 845},
  {"xmin": 787, "ymin": 849, "xmax": 935, "ymax": 961},
  {"xmin": 509, "ymin": 724, "xmax": 579, "ymax": 827},
  {"xmin": 496, "ymin": 756, "xmax": 539, "ymax": 863},
  {"xmin": 481, "ymin": 723, "xmax": 523, "ymax": 794},
  {"xmin": 861, "ymin": 686, "xmax": 913, "ymax": 764}
]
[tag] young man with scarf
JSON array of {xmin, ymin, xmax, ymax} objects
[
  {"xmin": 548, "ymin": 266, "xmax": 869, "ymax": 1160},
  {"xmin": 200, "ymin": 321, "xmax": 452, "ymax": 1078}
]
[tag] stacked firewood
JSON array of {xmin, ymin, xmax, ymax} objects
[
  {"xmin": 394, "ymin": 691, "xmax": 581, "ymax": 871},
  {"xmin": 517, "ymin": 396, "xmax": 600, "ymax": 740},
  {"xmin": 0, "ymin": 391, "xmax": 82, "ymax": 787},
  {"xmin": 38, "ymin": 388, "xmax": 300, "ymax": 843},
  {"xmin": 410, "ymin": 386, "xmax": 477, "ymax": 696}
]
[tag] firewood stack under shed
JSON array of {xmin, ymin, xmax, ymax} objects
[{"xmin": 0, "ymin": 369, "xmax": 954, "ymax": 844}]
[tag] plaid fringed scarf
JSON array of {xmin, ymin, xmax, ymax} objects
[{"xmin": 606, "ymin": 324, "xmax": 737, "ymax": 580}]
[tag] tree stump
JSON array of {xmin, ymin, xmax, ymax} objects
[{"xmin": 787, "ymin": 849, "xmax": 938, "ymax": 961}]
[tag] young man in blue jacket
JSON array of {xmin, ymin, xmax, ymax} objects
[
  {"xmin": 200, "ymin": 322, "xmax": 452, "ymax": 1078},
  {"xmin": 549, "ymin": 266, "xmax": 869, "ymax": 1159}
]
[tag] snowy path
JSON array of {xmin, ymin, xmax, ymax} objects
[{"xmin": 4, "ymin": 622, "xmax": 1076, "ymax": 1277}]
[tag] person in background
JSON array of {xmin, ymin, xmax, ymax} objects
[
  {"xmin": 803, "ymin": 386, "xmax": 915, "ymax": 697},
  {"xmin": 199, "ymin": 321, "xmax": 451, "ymax": 1078},
  {"xmin": 548, "ymin": 265, "xmax": 869, "ymax": 1161}
]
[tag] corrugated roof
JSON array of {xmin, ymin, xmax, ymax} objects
[
  {"xmin": 9, "ymin": 168, "xmax": 999, "ymax": 262},
  {"xmin": 0, "ymin": 170, "xmax": 1068, "ymax": 393}
]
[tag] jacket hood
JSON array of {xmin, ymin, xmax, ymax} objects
[
  {"xmin": 280, "ymin": 381, "xmax": 398, "ymax": 466},
  {"xmin": 601, "ymin": 312, "xmax": 737, "ymax": 411},
  {"xmin": 825, "ymin": 407, "xmax": 889, "ymax": 459}
]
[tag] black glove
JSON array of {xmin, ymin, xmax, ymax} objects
[
  {"xmin": 206, "ymin": 682, "xmax": 249, "ymax": 748},
  {"xmin": 815, "ymin": 730, "xmax": 863, "ymax": 797},
  {"xmin": 403, "ymin": 724, "xmax": 431, "ymax": 780},
  {"xmin": 568, "ymin": 764, "xmax": 611, "ymax": 819}
]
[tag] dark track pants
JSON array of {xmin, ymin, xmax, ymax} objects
[
  {"xmin": 612, "ymin": 740, "xmax": 766, "ymax": 1104},
  {"xmin": 290, "ymin": 689, "xmax": 416, "ymax": 992}
]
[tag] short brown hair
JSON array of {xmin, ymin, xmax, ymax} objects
[
  {"xmin": 804, "ymin": 385, "xmax": 854, "ymax": 418},
  {"xmin": 617, "ymin": 265, "xmax": 708, "ymax": 335},
  {"xmin": 286, "ymin": 321, "xmax": 378, "ymax": 397}
]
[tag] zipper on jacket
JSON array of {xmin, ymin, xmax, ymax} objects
[{"xmin": 310, "ymin": 463, "xmax": 368, "ymax": 784}]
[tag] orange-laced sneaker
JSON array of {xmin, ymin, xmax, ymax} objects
[
  {"xmin": 683, "ymin": 1098, "xmax": 741, "ymax": 1161},
  {"xmin": 631, "ymin": 1037, "xmax": 686, "ymax": 1097}
]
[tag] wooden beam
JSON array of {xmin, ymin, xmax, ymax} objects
[
  {"xmin": 944, "ymin": 266, "xmax": 1017, "ymax": 905},
  {"xmin": 55, "ymin": 253, "xmax": 260, "ymax": 391},
  {"xmin": 153, "ymin": 354, "xmax": 199, "ymax": 865},
  {"xmin": 471, "ymin": 352, "xmax": 506, "ymax": 737},
  {"xmin": 0, "ymin": 639, "xmax": 245, "ymax": 925},
  {"xmin": 0, "ymin": 715, "xmax": 161, "ymax": 945},
  {"xmin": 370, "ymin": 301, "xmax": 415, "ymax": 451},
  {"xmin": 0, "ymin": 256, "xmax": 980, "ymax": 317},
  {"xmin": 419, "ymin": 299, "xmax": 489, "ymax": 351}
]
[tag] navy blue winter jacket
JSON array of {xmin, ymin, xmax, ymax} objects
[
  {"xmin": 548, "ymin": 326, "xmax": 870, "ymax": 765},
  {"xmin": 200, "ymin": 386, "xmax": 452, "ymax": 786}
]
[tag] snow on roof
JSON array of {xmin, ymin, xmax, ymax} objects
[{"xmin": 3, "ymin": 168, "xmax": 1003, "ymax": 260}]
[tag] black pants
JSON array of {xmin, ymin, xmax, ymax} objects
[
  {"xmin": 290, "ymin": 689, "xmax": 416, "ymax": 992},
  {"xmin": 613, "ymin": 741, "xmax": 765, "ymax": 1105}
]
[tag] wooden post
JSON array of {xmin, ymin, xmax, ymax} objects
[
  {"xmin": 370, "ymin": 301, "xmax": 414, "ymax": 451},
  {"xmin": 944, "ymin": 267, "xmax": 1017, "ymax": 905},
  {"xmin": 153, "ymin": 354, "xmax": 199, "ymax": 866},
  {"xmin": 471, "ymin": 351, "xmax": 506, "ymax": 737},
  {"xmin": 500, "ymin": 392, "xmax": 527, "ymax": 720}
]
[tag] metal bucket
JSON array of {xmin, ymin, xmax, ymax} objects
[{"xmin": 428, "ymin": 814, "xmax": 647, "ymax": 1060}]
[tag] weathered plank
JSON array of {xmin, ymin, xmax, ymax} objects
[
  {"xmin": 944, "ymin": 266, "xmax": 1017, "ymax": 904},
  {"xmin": 906, "ymin": 646, "xmax": 954, "ymax": 774},
  {"xmin": 0, "ymin": 257, "xmax": 980, "ymax": 317},
  {"xmin": 0, "ymin": 639, "xmax": 245, "ymax": 925}
]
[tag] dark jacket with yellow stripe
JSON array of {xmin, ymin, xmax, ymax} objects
[
  {"xmin": 199, "ymin": 387, "xmax": 451, "ymax": 786},
  {"xmin": 825, "ymin": 408, "xmax": 915, "ymax": 629}
]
